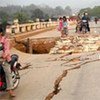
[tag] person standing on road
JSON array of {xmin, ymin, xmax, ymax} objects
[
  {"xmin": 58, "ymin": 17, "xmax": 63, "ymax": 37},
  {"xmin": 61, "ymin": 16, "xmax": 68, "ymax": 37},
  {"xmin": 75, "ymin": 13, "xmax": 82, "ymax": 33},
  {"xmin": 94, "ymin": 18, "xmax": 98, "ymax": 24}
]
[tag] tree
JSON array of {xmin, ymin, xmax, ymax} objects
[
  {"xmin": 0, "ymin": 11, "xmax": 9, "ymax": 32},
  {"xmin": 79, "ymin": 7, "xmax": 91, "ymax": 15},
  {"xmin": 0, "ymin": 11, "xmax": 9, "ymax": 21},
  {"xmin": 14, "ymin": 11, "xmax": 28, "ymax": 24},
  {"xmin": 31, "ymin": 8, "xmax": 44, "ymax": 20},
  {"xmin": 39, "ymin": 5, "xmax": 54, "ymax": 17},
  {"xmin": 54, "ymin": 6, "xmax": 65, "ymax": 16},
  {"xmin": 79, "ymin": 6, "xmax": 100, "ymax": 18},
  {"xmin": 91, "ymin": 6, "xmax": 100, "ymax": 17},
  {"xmin": 64, "ymin": 6, "xmax": 72, "ymax": 16}
]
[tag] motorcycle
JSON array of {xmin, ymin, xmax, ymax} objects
[
  {"xmin": 81, "ymin": 20, "xmax": 88, "ymax": 34},
  {"xmin": 0, "ymin": 54, "xmax": 20, "ymax": 91}
]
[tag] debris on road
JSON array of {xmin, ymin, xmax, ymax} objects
[{"xmin": 49, "ymin": 34, "xmax": 100, "ymax": 54}]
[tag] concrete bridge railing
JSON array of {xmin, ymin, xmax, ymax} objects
[{"xmin": 7, "ymin": 21, "xmax": 58, "ymax": 34}]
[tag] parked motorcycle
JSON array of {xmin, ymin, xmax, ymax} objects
[{"xmin": 0, "ymin": 54, "xmax": 20, "ymax": 91}]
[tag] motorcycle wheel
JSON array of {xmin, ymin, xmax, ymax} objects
[
  {"xmin": 11, "ymin": 70, "xmax": 20, "ymax": 90},
  {"xmin": 82, "ymin": 26, "xmax": 87, "ymax": 34}
]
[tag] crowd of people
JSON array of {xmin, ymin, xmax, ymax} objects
[{"xmin": 58, "ymin": 12, "xmax": 93, "ymax": 37}]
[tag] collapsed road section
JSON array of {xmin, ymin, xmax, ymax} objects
[{"xmin": 45, "ymin": 34, "xmax": 100, "ymax": 100}]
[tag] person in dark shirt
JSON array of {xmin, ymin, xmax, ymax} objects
[
  {"xmin": 94, "ymin": 18, "xmax": 98, "ymax": 24},
  {"xmin": 80, "ymin": 12, "xmax": 90, "ymax": 32}
]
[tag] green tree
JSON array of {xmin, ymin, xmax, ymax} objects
[
  {"xmin": 54, "ymin": 6, "xmax": 64, "ymax": 16},
  {"xmin": 14, "ymin": 11, "xmax": 28, "ymax": 24},
  {"xmin": 91, "ymin": 6, "xmax": 100, "ymax": 17},
  {"xmin": 31, "ymin": 8, "xmax": 44, "ymax": 20},
  {"xmin": 0, "ymin": 11, "xmax": 9, "ymax": 32},
  {"xmin": 0, "ymin": 11, "xmax": 9, "ymax": 20},
  {"xmin": 79, "ymin": 6, "xmax": 100, "ymax": 18},
  {"xmin": 1, "ymin": 19, "xmax": 8, "ymax": 33},
  {"xmin": 65, "ymin": 6, "xmax": 72, "ymax": 16}
]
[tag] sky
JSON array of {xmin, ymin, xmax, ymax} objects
[{"xmin": 0, "ymin": 0, "xmax": 100, "ymax": 9}]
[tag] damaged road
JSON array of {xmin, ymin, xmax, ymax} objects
[
  {"xmin": 0, "ymin": 22, "xmax": 100, "ymax": 100},
  {"xmin": 1, "ymin": 49, "xmax": 100, "ymax": 100},
  {"xmin": 45, "ymin": 52, "xmax": 100, "ymax": 100}
]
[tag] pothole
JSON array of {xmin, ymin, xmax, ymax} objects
[
  {"xmin": 14, "ymin": 34, "xmax": 100, "ymax": 54},
  {"xmin": 14, "ymin": 37, "xmax": 59, "ymax": 54}
]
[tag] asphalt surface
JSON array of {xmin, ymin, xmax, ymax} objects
[{"xmin": 0, "ymin": 21, "xmax": 100, "ymax": 100}]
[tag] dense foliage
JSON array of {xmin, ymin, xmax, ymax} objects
[
  {"xmin": 79, "ymin": 6, "xmax": 100, "ymax": 18},
  {"xmin": 0, "ymin": 5, "xmax": 72, "ymax": 24}
]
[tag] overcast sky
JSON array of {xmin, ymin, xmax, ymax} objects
[{"xmin": 0, "ymin": 0, "xmax": 100, "ymax": 9}]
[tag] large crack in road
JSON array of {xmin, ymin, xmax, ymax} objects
[{"xmin": 45, "ymin": 52, "xmax": 100, "ymax": 100}]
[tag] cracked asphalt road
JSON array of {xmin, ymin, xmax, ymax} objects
[
  {"xmin": 0, "ymin": 21, "xmax": 100, "ymax": 100},
  {"xmin": 1, "ymin": 50, "xmax": 100, "ymax": 100}
]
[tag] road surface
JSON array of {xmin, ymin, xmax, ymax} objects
[{"xmin": 0, "ymin": 21, "xmax": 100, "ymax": 100}]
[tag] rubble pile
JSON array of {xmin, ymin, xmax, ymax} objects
[{"xmin": 49, "ymin": 34, "xmax": 100, "ymax": 54}]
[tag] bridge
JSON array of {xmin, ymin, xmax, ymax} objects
[
  {"xmin": 8, "ymin": 20, "xmax": 100, "ymax": 54},
  {"xmin": 7, "ymin": 19, "xmax": 76, "ymax": 53},
  {"xmin": 7, "ymin": 19, "xmax": 58, "ymax": 34}
]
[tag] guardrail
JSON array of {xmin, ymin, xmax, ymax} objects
[{"xmin": 7, "ymin": 21, "xmax": 58, "ymax": 34}]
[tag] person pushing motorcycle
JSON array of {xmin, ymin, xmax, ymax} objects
[{"xmin": 0, "ymin": 26, "xmax": 16, "ymax": 97}]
